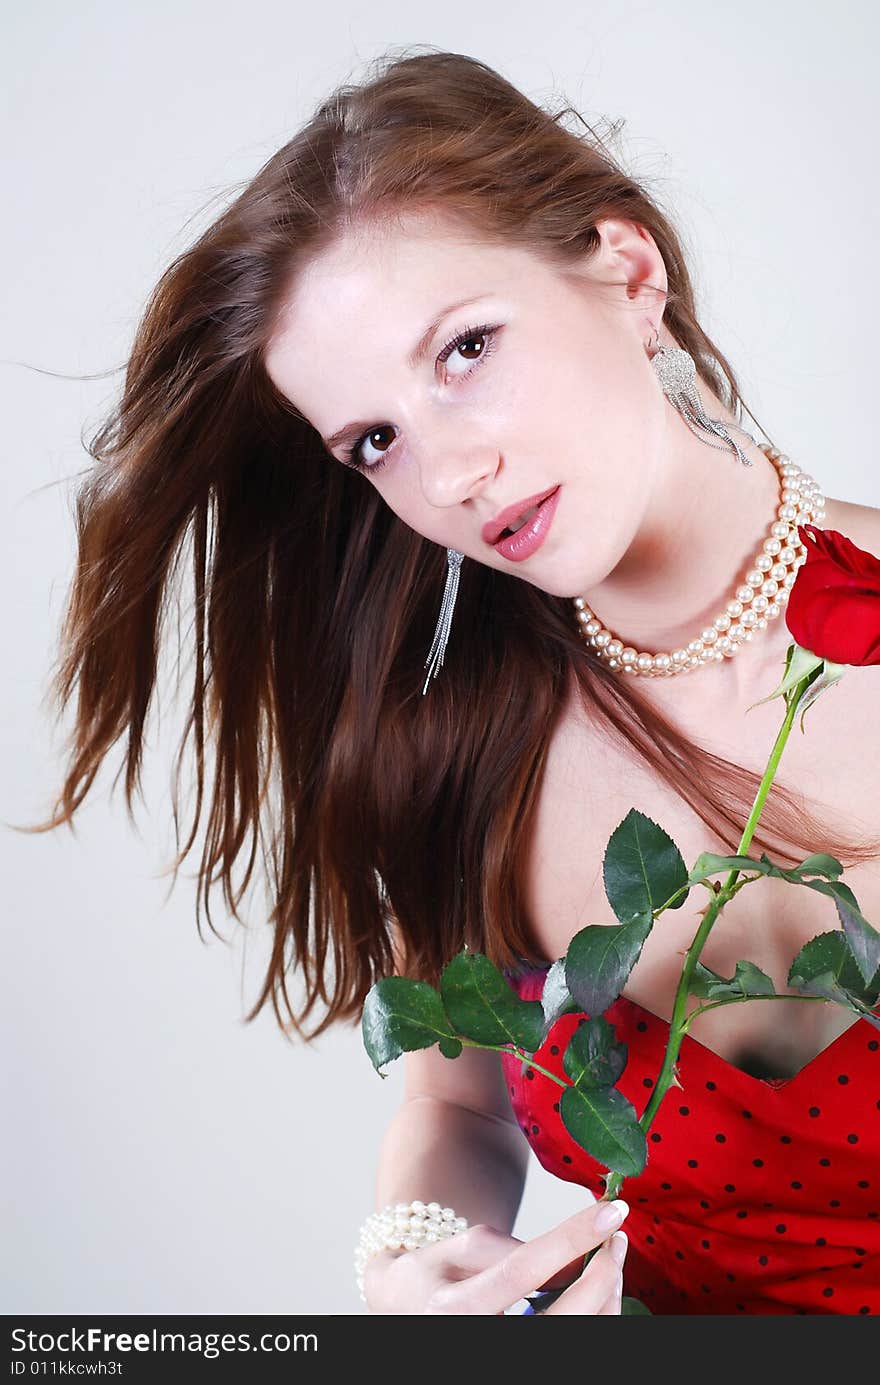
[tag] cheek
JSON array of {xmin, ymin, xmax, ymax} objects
[
  {"xmin": 375, "ymin": 473, "xmax": 442, "ymax": 544},
  {"xmin": 562, "ymin": 339, "xmax": 641, "ymax": 433},
  {"xmin": 505, "ymin": 334, "xmax": 606, "ymax": 451}
]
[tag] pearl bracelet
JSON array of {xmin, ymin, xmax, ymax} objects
[{"xmin": 354, "ymin": 1200, "xmax": 469, "ymax": 1304}]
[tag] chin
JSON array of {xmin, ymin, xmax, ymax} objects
[
  {"xmin": 526, "ymin": 557, "xmax": 600, "ymax": 601},
  {"xmin": 525, "ymin": 576, "xmax": 588, "ymax": 601}
]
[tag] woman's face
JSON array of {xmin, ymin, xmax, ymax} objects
[{"xmin": 264, "ymin": 208, "xmax": 670, "ymax": 599}]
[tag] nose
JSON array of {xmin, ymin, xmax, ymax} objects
[{"xmin": 415, "ymin": 429, "xmax": 501, "ymax": 511}]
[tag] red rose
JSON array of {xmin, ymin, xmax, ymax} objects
[{"xmin": 784, "ymin": 523, "xmax": 880, "ymax": 666}]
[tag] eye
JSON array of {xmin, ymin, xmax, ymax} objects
[{"xmin": 343, "ymin": 322, "xmax": 501, "ymax": 473}]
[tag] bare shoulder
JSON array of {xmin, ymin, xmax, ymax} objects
[{"xmin": 823, "ymin": 495, "xmax": 880, "ymax": 552}]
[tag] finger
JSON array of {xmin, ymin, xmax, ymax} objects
[
  {"xmin": 595, "ymin": 1232, "xmax": 627, "ymax": 1315},
  {"xmin": 544, "ymin": 1235, "xmax": 625, "ymax": 1316},
  {"xmin": 532, "ymin": 1190, "xmax": 598, "ymax": 1290},
  {"xmin": 438, "ymin": 1202, "xmax": 594, "ymax": 1283},
  {"xmin": 531, "ymin": 1231, "xmax": 628, "ymax": 1315},
  {"xmin": 595, "ymin": 1272, "xmax": 624, "ymax": 1315},
  {"xmin": 533, "ymin": 1235, "xmax": 599, "ymax": 1290},
  {"xmin": 468, "ymin": 1198, "xmax": 630, "ymax": 1313},
  {"xmin": 534, "ymin": 1261, "xmax": 583, "ymax": 1292},
  {"xmin": 595, "ymin": 1234, "xmax": 627, "ymax": 1315},
  {"xmin": 444, "ymin": 1186, "xmax": 595, "ymax": 1282}
]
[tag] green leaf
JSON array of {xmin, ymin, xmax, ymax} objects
[
  {"xmin": 688, "ymin": 960, "xmax": 729, "ymax": 998},
  {"xmin": 362, "ymin": 978, "xmax": 461, "ymax": 1075},
  {"xmin": 565, "ymin": 916, "xmax": 653, "ymax": 1017},
  {"xmin": 792, "ymin": 658, "xmax": 847, "ymax": 733},
  {"xmin": 798, "ymin": 879, "xmax": 880, "ymax": 987},
  {"xmin": 560, "ymin": 1082, "xmax": 647, "ymax": 1177},
  {"xmin": 603, "ymin": 809, "xmax": 690, "ymax": 922},
  {"xmin": 687, "ymin": 959, "xmax": 776, "ymax": 1002},
  {"xmin": 440, "ymin": 952, "xmax": 546, "ymax": 1051},
  {"xmin": 688, "ymin": 852, "xmax": 766, "ymax": 883},
  {"xmin": 723, "ymin": 959, "xmax": 777, "ymax": 996},
  {"xmin": 746, "ymin": 642, "xmax": 824, "ymax": 712},
  {"xmin": 687, "ymin": 852, "xmax": 880, "ymax": 986},
  {"xmin": 756, "ymin": 852, "xmax": 846, "ymax": 883},
  {"xmin": 621, "ymin": 1296, "xmax": 653, "ymax": 1315},
  {"xmin": 788, "ymin": 931, "xmax": 880, "ymax": 1021},
  {"xmin": 688, "ymin": 851, "xmax": 843, "ymax": 886},
  {"xmin": 562, "ymin": 1016, "xmax": 628, "ymax": 1089},
  {"xmin": 692, "ymin": 857, "xmax": 875, "ymax": 987},
  {"xmin": 796, "ymin": 854, "xmax": 845, "ymax": 880},
  {"xmin": 540, "ymin": 956, "xmax": 582, "ymax": 1033}
]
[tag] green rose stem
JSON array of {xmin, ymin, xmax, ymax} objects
[
  {"xmin": 451, "ymin": 663, "xmax": 820, "ymax": 1306},
  {"xmin": 600, "ymin": 667, "xmax": 813, "ymax": 1202},
  {"xmin": 508, "ymin": 662, "xmax": 819, "ymax": 1299}
]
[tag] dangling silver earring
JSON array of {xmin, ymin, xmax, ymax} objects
[
  {"xmin": 648, "ymin": 328, "xmax": 756, "ymax": 466},
  {"xmin": 422, "ymin": 548, "xmax": 464, "ymax": 696}
]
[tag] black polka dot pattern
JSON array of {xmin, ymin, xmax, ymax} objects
[{"xmin": 499, "ymin": 962, "xmax": 879, "ymax": 1317}]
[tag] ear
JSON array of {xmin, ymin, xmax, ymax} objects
[{"xmin": 585, "ymin": 217, "xmax": 668, "ymax": 328}]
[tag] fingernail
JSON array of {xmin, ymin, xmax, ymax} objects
[
  {"xmin": 610, "ymin": 1230, "xmax": 628, "ymax": 1265},
  {"xmin": 594, "ymin": 1199, "xmax": 629, "ymax": 1233}
]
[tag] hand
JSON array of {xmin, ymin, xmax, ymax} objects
[{"xmin": 362, "ymin": 1197, "xmax": 630, "ymax": 1315}]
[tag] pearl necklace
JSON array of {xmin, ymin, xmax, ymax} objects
[{"xmin": 573, "ymin": 443, "xmax": 826, "ymax": 676}]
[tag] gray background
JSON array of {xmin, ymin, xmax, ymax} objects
[{"xmin": 3, "ymin": 1, "xmax": 878, "ymax": 1314}]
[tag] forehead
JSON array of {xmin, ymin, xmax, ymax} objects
[{"xmin": 263, "ymin": 209, "xmax": 554, "ymax": 399}]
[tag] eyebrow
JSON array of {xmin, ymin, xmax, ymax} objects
[{"xmin": 322, "ymin": 294, "xmax": 487, "ymax": 452}]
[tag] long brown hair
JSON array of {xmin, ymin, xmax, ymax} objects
[{"xmin": 17, "ymin": 47, "xmax": 880, "ymax": 1041}]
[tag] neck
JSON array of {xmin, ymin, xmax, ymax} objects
[
  {"xmin": 581, "ymin": 426, "xmax": 784, "ymax": 658},
  {"xmin": 576, "ymin": 393, "xmax": 825, "ymax": 703}
]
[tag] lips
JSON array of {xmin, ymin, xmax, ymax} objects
[
  {"xmin": 491, "ymin": 485, "xmax": 561, "ymax": 562},
  {"xmin": 482, "ymin": 485, "xmax": 560, "ymax": 546}
]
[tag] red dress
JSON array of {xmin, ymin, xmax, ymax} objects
[{"xmin": 501, "ymin": 961, "xmax": 879, "ymax": 1315}]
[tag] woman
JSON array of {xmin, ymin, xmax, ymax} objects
[{"xmin": 29, "ymin": 49, "xmax": 880, "ymax": 1314}]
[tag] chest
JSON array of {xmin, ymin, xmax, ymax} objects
[{"xmin": 524, "ymin": 657, "xmax": 880, "ymax": 1081}]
